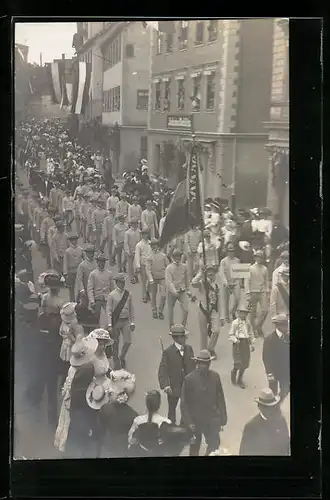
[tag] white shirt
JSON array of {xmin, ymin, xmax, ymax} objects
[
  {"xmin": 174, "ymin": 342, "xmax": 184, "ymax": 356},
  {"xmin": 275, "ymin": 328, "xmax": 283, "ymax": 338}
]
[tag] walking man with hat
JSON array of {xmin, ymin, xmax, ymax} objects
[
  {"xmin": 106, "ymin": 273, "xmax": 135, "ymax": 370},
  {"xmin": 39, "ymin": 206, "xmax": 56, "ymax": 267},
  {"xmin": 245, "ymin": 249, "xmax": 269, "ymax": 337},
  {"xmin": 229, "ymin": 302, "xmax": 255, "ymax": 388},
  {"xmin": 270, "ymin": 265, "xmax": 289, "ymax": 319},
  {"xmin": 49, "ymin": 220, "xmax": 69, "ymax": 276},
  {"xmin": 158, "ymin": 325, "xmax": 195, "ymax": 425},
  {"xmin": 92, "ymin": 198, "xmax": 108, "ymax": 252},
  {"xmin": 113, "ymin": 213, "xmax": 129, "ymax": 273},
  {"xmin": 63, "ymin": 234, "xmax": 84, "ymax": 302},
  {"xmin": 75, "ymin": 245, "xmax": 97, "ymax": 301},
  {"xmin": 239, "ymin": 388, "xmax": 290, "ymax": 455},
  {"xmin": 180, "ymin": 350, "xmax": 227, "ymax": 456},
  {"xmin": 165, "ymin": 248, "xmax": 189, "ymax": 328},
  {"xmin": 87, "ymin": 253, "xmax": 114, "ymax": 327},
  {"xmin": 191, "ymin": 264, "xmax": 222, "ymax": 358},
  {"xmin": 135, "ymin": 229, "xmax": 152, "ymax": 303},
  {"xmin": 263, "ymin": 314, "xmax": 290, "ymax": 402},
  {"xmin": 146, "ymin": 238, "xmax": 168, "ymax": 319},
  {"xmin": 141, "ymin": 200, "xmax": 158, "ymax": 239},
  {"xmin": 124, "ymin": 218, "xmax": 141, "ymax": 284}
]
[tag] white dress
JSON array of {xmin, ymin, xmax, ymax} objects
[{"xmin": 54, "ymin": 366, "xmax": 77, "ymax": 452}]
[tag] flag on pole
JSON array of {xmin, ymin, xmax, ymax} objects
[
  {"xmin": 50, "ymin": 62, "xmax": 62, "ymax": 104},
  {"xmin": 59, "ymin": 61, "xmax": 69, "ymax": 109},
  {"xmin": 71, "ymin": 61, "xmax": 92, "ymax": 115},
  {"xmin": 159, "ymin": 145, "xmax": 203, "ymax": 248}
]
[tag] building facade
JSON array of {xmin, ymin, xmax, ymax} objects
[
  {"xmin": 72, "ymin": 21, "xmax": 149, "ymax": 175},
  {"xmin": 147, "ymin": 19, "xmax": 274, "ymax": 208},
  {"xmin": 264, "ymin": 18, "xmax": 289, "ymax": 227}
]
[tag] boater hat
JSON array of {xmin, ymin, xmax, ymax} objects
[
  {"xmin": 95, "ymin": 253, "xmax": 107, "ymax": 261},
  {"xmin": 272, "ymin": 313, "xmax": 288, "ymax": 325},
  {"xmin": 254, "ymin": 388, "xmax": 280, "ymax": 407},
  {"xmin": 169, "ymin": 324, "xmax": 189, "ymax": 336},
  {"xmin": 60, "ymin": 302, "xmax": 77, "ymax": 322},
  {"xmin": 192, "ymin": 349, "xmax": 215, "ymax": 362},
  {"xmin": 114, "ymin": 273, "xmax": 126, "ymax": 282},
  {"xmin": 85, "ymin": 244, "xmax": 95, "ymax": 253},
  {"xmin": 86, "ymin": 376, "xmax": 112, "ymax": 410}
]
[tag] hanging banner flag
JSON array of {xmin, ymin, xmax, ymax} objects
[
  {"xmin": 50, "ymin": 62, "xmax": 62, "ymax": 104},
  {"xmin": 66, "ymin": 83, "xmax": 72, "ymax": 104},
  {"xmin": 71, "ymin": 61, "xmax": 92, "ymax": 115},
  {"xmin": 59, "ymin": 60, "xmax": 69, "ymax": 109}
]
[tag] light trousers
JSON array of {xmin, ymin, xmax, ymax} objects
[
  {"xmin": 167, "ymin": 291, "xmax": 188, "ymax": 328},
  {"xmin": 150, "ymin": 279, "xmax": 166, "ymax": 313},
  {"xmin": 198, "ymin": 307, "xmax": 220, "ymax": 352}
]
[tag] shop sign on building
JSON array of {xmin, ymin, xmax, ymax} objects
[{"xmin": 167, "ymin": 114, "xmax": 193, "ymax": 131}]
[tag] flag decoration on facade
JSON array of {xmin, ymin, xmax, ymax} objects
[
  {"xmin": 59, "ymin": 60, "xmax": 69, "ymax": 109},
  {"xmin": 71, "ymin": 61, "xmax": 92, "ymax": 115},
  {"xmin": 159, "ymin": 145, "xmax": 203, "ymax": 248},
  {"xmin": 51, "ymin": 62, "xmax": 62, "ymax": 104},
  {"xmin": 15, "ymin": 44, "xmax": 34, "ymax": 96}
]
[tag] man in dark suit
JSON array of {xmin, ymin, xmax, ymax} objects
[
  {"xmin": 158, "ymin": 324, "xmax": 195, "ymax": 425},
  {"xmin": 239, "ymin": 388, "xmax": 290, "ymax": 456},
  {"xmin": 262, "ymin": 314, "xmax": 290, "ymax": 402},
  {"xmin": 180, "ymin": 349, "xmax": 227, "ymax": 456}
]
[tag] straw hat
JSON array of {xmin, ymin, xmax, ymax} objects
[
  {"xmin": 70, "ymin": 337, "xmax": 98, "ymax": 367},
  {"xmin": 192, "ymin": 349, "xmax": 215, "ymax": 362},
  {"xmin": 86, "ymin": 376, "xmax": 112, "ymax": 410},
  {"xmin": 272, "ymin": 313, "xmax": 289, "ymax": 325},
  {"xmin": 254, "ymin": 388, "xmax": 280, "ymax": 407},
  {"xmin": 169, "ymin": 324, "xmax": 189, "ymax": 336},
  {"xmin": 109, "ymin": 370, "xmax": 136, "ymax": 403},
  {"xmin": 88, "ymin": 328, "xmax": 113, "ymax": 347}
]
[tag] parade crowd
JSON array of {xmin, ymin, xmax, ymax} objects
[{"xmin": 15, "ymin": 117, "xmax": 290, "ymax": 457}]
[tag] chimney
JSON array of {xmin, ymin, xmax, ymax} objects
[
  {"xmin": 62, "ymin": 53, "xmax": 65, "ymax": 60},
  {"xmin": 40, "ymin": 52, "xmax": 43, "ymax": 67}
]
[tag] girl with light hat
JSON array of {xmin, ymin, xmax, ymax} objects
[
  {"xmin": 59, "ymin": 303, "xmax": 85, "ymax": 382},
  {"xmin": 98, "ymin": 370, "xmax": 138, "ymax": 457},
  {"xmin": 228, "ymin": 299, "xmax": 255, "ymax": 389},
  {"xmin": 88, "ymin": 328, "xmax": 114, "ymax": 376},
  {"xmin": 54, "ymin": 336, "xmax": 98, "ymax": 454}
]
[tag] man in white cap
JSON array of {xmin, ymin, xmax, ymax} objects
[
  {"xmin": 49, "ymin": 220, "xmax": 69, "ymax": 276},
  {"xmin": 262, "ymin": 314, "xmax": 290, "ymax": 402},
  {"xmin": 116, "ymin": 192, "xmax": 131, "ymax": 219},
  {"xmin": 106, "ymin": 273, "xmax": 135, "ymax": 370},
  {"xmin": 134, "ymin": 229, "xmax": 152, "ymax": 302},
  {"xmin": 239, "ymin": 388, "xmax": 289, "ymax": 455},
  {"xmin": 141, "ymin": 200, "xmax": 158, "ymax": 240},
  {"xmin": 245, "ymin": 249, "xmax": 269, "ymax": 337},
  {"xmin": 63, "ymin": 234, "xmax": 84, "ymax": 302},
  {"xmin": 146, "ymin": 238, "xmax": 168, "ymax": 319},
  {"xmin": 87, "ymin": 253, "xmax": 114, "ymax": 326},
  {"xmin": 158, "ymin": 324, "xmax": 195, "ymax": 424},
  {"xmin": 128, "ymin": 196, "xmax": 142, "ymax": 225},
  {"xmin": 75, "ymin": 244, "xmax": 97, "ymax": 301},
  {"xmin": 272, "ymin": 250, "xmax": 289, "ymax": 287},
  {"xmin": 113, "ymin": 213, "xmax": 129, "ymax": 273},
  {"xmin": 180, "ymin": 349, "xmax": 227, "ymax": 456},
  {"xmin": 165, "ymin": 248, "xmax": 189, "ymax": 328},
  {"xmin": 124, "ymin": 218, "xmax": 141, "ymax": 284}
]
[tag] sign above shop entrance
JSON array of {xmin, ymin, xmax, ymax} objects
[{"xmin": 167, "ymin": 114, "xmax": 193, "ymax": 131}]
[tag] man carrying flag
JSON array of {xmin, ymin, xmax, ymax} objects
[{"xmin": 159, "ymin": 139, "xmax": 213, "ymax": 339}]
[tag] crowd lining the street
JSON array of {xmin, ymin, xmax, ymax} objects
[{"xmin": 15, "ymin": 117, "xmax": 290, "ymax": 457}]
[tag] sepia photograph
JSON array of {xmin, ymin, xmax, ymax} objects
[{"xmin": 14, "ymin": 18, "xmax": 290, "ymax": 460}]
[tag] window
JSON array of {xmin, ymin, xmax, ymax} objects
[
  {"xmin": 206, "ymin": 71, "xmax": 216, "ymax": 110},
  {"xmin": 195, "ymin": 21, "xmax": 204, "ymax": 44},
  {"xmin": 155, "ymin": 82, "xmax": 161, "ymax": 110},
  {"xmin": 137, "ymin": 89, "xmax": 149, "ymax": 110},
  {"xmin": 163, "ymin": 79, "xmax": 171, "ymax": 111},
  {"xmin": 140, "ymin": 136, "xmax": 148, "ymax": 160},
  {"xmin": 103, "ymin": 35, "xmax": 122, "ymax": 71},
  {"xmin": 207, "ymin": 20, "xmax": 218, "ymax": 42},
  {"xmin": 103, "ymin": 86, "xmax": 120, "ymax": 112},
  {"xmin": 177, "ymin": 78, "xmax": 185, "ymax": 110},
  {"xmin": 156, "ymin": 33, "xmax": 163, "ymax": 55},
  {"xmin": 178, "ymin": 20, "xmax": 188, "ymax": 50},
  {"xmin": 191, "ymin": 74, "xmax": 202, "ymax": 111},
  {"xmin": 165, "ymin": 33, "xmax": 173, "ymax": 53},
  {"xmin": 125, "ymin": 44, "xmax": 134, "ymax": 57}
]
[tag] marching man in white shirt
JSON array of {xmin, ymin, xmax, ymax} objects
[
  {"xmin": 106, "ymin": 273, "xmax": 135, "ymax": 370},
  {"xmin": 229, "ymin": 302, "xmax": 255, "ymax": 389},
  {"xmin": 134, "ymin": 229, "xmax": 152, "ymax": 303}
]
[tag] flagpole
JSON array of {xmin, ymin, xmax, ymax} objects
[{"xmin": 191, "ymin": 133, "xmax": 212, "ymax": 339}]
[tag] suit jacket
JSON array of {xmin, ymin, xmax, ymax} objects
[
  {"xmin": 180, "ymin": 369, "xmax": 227, "ymax": 427},
  {"xmin": 158, "ymin": 343, "xmax": 195, "ymax": 398},
  {"xmin": 262, "ymin": 331, "xmax": 290, "ymax": 384},
  {"xmin": 239, "ymin": 413, "xmax": 290, "ymax": 456}
]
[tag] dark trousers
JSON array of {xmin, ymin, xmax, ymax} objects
[
  {"xmin": 189, "ymin": 421, "xmax": 220, "ymax": 456},
  {"xmin": 269, "ymin": 378, "xmax": 290, "ymax": 403},
  {"xmin": 66, "ymin": 271, "xmax": 77, "ymax": 302},
  {"xmin": 167, "ymin": 394, "xmax": 180, "ymax": 424},
  {"xmin": 40, "ymin": 242, "xmax": 51, "ymax": 268}
]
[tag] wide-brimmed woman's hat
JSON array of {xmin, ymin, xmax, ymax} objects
[
  {"xmin": 86, "ymin": 376, "xmax": 112, "ymax": 410},
  {"xmin": 44, "ymin": 273, "xmax": 61, "ymax": 288},
  {"xmin": 169, "ymin": 324, "xmax": 189, "ymax": 336},
  {"xmin": 60, "ymin": 302, "xmax": 77, "ymax": 322},
  {"xmin": 192, "ymin": 349, "xmax": 215, "ymax": 362},
  {"xmin": 109, "ymin": 370, "xmax": 136, "ymax": 403},
  {"xmin": 254, "ymin": 388, "xmax": 280, "ymax": 407},
  {"xmin": 88, "ymin": 328, "xmax": 114, "ymax": 347},
  {"xmin": 70, "ymin": 337, "xmax": 98, "ymax": 367}
]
